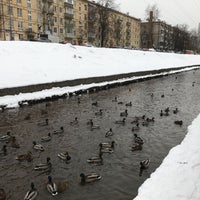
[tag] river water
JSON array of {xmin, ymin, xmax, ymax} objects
[{"xmin": 0, "ymin": 69, "xmax": 200, "ymax": 200}]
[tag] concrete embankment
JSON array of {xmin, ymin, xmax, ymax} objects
[{"xmin": 0, "ymin": 65, "xmax": 198, "ymax": 97}]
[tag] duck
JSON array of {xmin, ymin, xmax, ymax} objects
[
  {"xmin": 77, "ymin": 97, "xmax": 81, "ymax": 104},
  {"xmin": 37, "ymin": 118, "xmax": 49, "ymax": 126},
  {"xmin": 0, "ymin": 145, "xmax": 7, "ymax": 156},
  {"xmin": 53, "ymin": 127, "xmax": 64, "ymax": 134},
  {"xmin": 95, "ymin": 109, "xmax": 103, "ymax": 116},
  {"xmin": 16, "ymin": 151, "xmax": 33, "ymax": 162},
  {"xmin": 115, "ymin": 118, "xmax": 126, "ymax": 125},
  {"xmin": 120, "ymin": 109, "xmax": 128, "ymax": 117},
  {"xmin": 173, "ymin": 108, "xmax": 178, "ymax": 114},
  {"xmin": 41, "ymin": 133, "xmax": 51, "ymax": 142},
  {"xmin": 100, "ymin": 141, "xmax": 115, "ymax": 148},
  {"xmin": 34, "ymin": 157, "xmax": 51, "ymax": 171},
  {"xmin": 131, "ymin": 144, "xmax": 142, "ymax": 151},
  {"xmin": 161, "ymin": 94, "xmax": 165, "ymax": 98},
  {"xmin": 140, "ymin": 159, "xmax": 150, "ymax": 169},
  {"xmin": 47, "ymin": 176, "xmax": 58, "ymax": 196},
  {"xmin": 112, "ymin": 96, "xmax": 118, "ymax": 102},
  {"xmin": 125, "ymin": 102, "xmax": 132, "ymax": 106},
  {"xmin": 0, "ymin": 132, "xmax": 11, "ymax": 141},
  {"xmin": 90, "ymin": 123, "xmax": 100, "ymax": 130},
  {"xmin": 99, "ymin": 144, "xmax": 113, "ymax": 154},
  {"xmin": 118, "ymin": 101, "xmax": 123, "ymax": 105},
  {"xmin": 134, "ymin": 134, "xmax": 144, "ymax": 145},
  {"xmin": 86, "ymin": 119, "xmax": 93, "ymax": 126},
  {"xmin": 174, "ymin": 120, "xmax": 183, "ymax": 126},
  {"xmin": 160, "ymin": 110, "xmax": 163, "ymax": 116},
  {"xmin": 24, "ymin": 182, "xmax": 38, "ymax": 200},
  {"xmin": 33, "ymin": 141, "xmax": 44, "ymax": 151},
  {"xmin": 10, "ymin": 136, "xmax": 20, "ymax": 148},
  {"xmin": 146, "ymin": 117, "xmax": 155, "ymax": 122},
  {"xmin": 92, "ymin": 101, "xmax": 98, "ymax": 106},
  {"xmin": 0, "ymin": 188, "xmax": 6, "ymax": 200},
  {"xmin": 80, "ymin": 173, "xmax": 101, "ymax": 184},
  {"xmin": 87, "ymin": 152, "xmax": 103, "ymax": 164},
  {"xmin": 70, "ymin": 117, "xmax": 78, "ymax": 125},
  {"xmin": 131, "ymin": 126, "xmax": 140, "ymax": 132},
  {"xmin": 105, "ymin": 128, "xmax": 113, "ymax": 137},
  {"xmin": 58, "ymin": 151, "xmax": 71, "ymax": 162}
]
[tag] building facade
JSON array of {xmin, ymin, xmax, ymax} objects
[{"xmin": 0, "ymin": 0, "xmax": 140, "ymax": 47}]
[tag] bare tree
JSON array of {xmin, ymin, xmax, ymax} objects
[
  {"xmin": 145, "ymin": 4, "xmax": 160, "ymax": 21},
  {"xmin": 96, "ymin": 0, "xmax": 118, "ymax": 47}
]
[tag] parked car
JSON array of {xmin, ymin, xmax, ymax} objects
[{"xmin": 30, "ymin": 37, "xmax": 52, "ymax": 43}]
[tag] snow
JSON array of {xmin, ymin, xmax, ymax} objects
[{"xmin": 1, "ymin": 41, "xmax": 200, "ymax": 200}]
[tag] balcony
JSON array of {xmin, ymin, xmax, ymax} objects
[
  {"xmin": 64, "ymin": 13, "xmax": 73, "ymax": 19},
  {"xmin": 64, "ymin": 0, "xmax": 73, "ymax": 8}
]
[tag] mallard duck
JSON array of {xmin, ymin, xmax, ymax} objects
[
  {"xmin": 0, "ymin": 188, "xmax": 6, "ymax": 200},
  {"xmin": 33, "ymin": 141, "xmax": 44, "ymax": 151},
  {"xmin": 161, "ymin": 94, "xmax": 165, "ymax": 98},
  {"xmin": 118, "ymin": 101, "xmax": 123, "ymax": 105},
  {"xmin": 0, "ymin": 132, "xmax": 11, "ymax": 141},
  {"xmin": 53, "ymin": 127, "xmax": 64, "ymax": 134},
  {"xmin": 140, "ymin": 159, "xmax": 150, "ymax": 169},
  {"xmin": 95, "ymin": 109, "xmax": 103, "ymax": 116},
  {"xmin": 24, "ymin": 182, "xmax": 38, "ymax": 200},
  {"xmin": 47, "ymin": 176, "xmax": 58, "ymax": 196},
  {"xmin": 58, "ymin": 152, "xmax": 71, "ymax": 162},
  {"xmin": 134, "ymin": 134, "xmax": 144, "ymax": 145},
  {"xmin": 131, "ymin": 125, "xmax": 140, "ymax": 132},
  {"xmin": 86, "ymin": 119, "xmax": 93, "ymax": 126},
  {"xmin": 174, "ymin": 120, "xmax": 183, "ymax": 125},
  {"xmin": 115, "ymin": 118, "xmax": 126, "ymax": 125},
  {"xmin": 99, "ymin": 144, "xmax": 113, "ymax": 154},
  {"xmin": 125, "ymin": 102, "xmax": 132, "ymax": 106},
  {"xmin": 0, "ymin": 145, "xmax": 7, "ymax": 156},
  {"xmin": 37, "ymin": 118, "xmax": 48, "ymax": 126},
  {"xmin": 87, "ymin": 152, "xmax": 103, "ymax": 164},
  {"xmin": 34, "ymin": 157, "xmax": 51, "ymax": 171},
  {"xmin": 173, "ymin": 108, "xmax": 178, "ymax": 114},
  {"xmin": 91, "ymin": 124, "xmax": 100, "ymax": 130},
  {"xmin": 80, "ymin": 173, "xmax": 101, "ymax": 184},
  {"xmin": 112, "ymin": 97, "xmax": 118, "ymax": 102},
  {"xmin": 105, "ymin": 128, "xmax": 113, "ymax": 137},
  {"xmin": 100, "ymin": 141, "xmax": 115, "ymax": 148},
  {"xmin": 92, "ymin": 101, "xmax": 98, "ymax": 106},
  {"xmin": 41, "ymin": 133, "xmax": 51, "ymax": 142},
  {"xmin": 120, "ymin": 109, "xmax": 128, "ymax": 117},
  {"xmin": 131, "ymin": 144, "xmax": 142, "ymax": 151},
  {"xmin": 70, "ymin": 117, "xmax": 78, "ymax": 125},
  {"xmin": 146, "ymin": 117, "xmax": 155, "ymax": 122},
  {"xmin": 10, "ymin": 136, "xmax": 20, "ymax": 148},
  {"xmin": 16, "ymin": 151, "xmax": 33, "ymax": 162}
]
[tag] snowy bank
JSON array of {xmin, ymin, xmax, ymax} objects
[
  {"xmin": 1, "ymin": 41, "xmax": 200, "ymax": 89},
  {"xmin": 133, "ymin": 113, "xmax": 200, "ymax": 200}
]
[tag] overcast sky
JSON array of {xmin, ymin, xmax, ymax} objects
[{"xmin": 115, "ymin": 0, "xmax": 200, "ymax": 31}]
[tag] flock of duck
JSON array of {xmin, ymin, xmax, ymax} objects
[{"xmin": 0, "ymin": 75, "xmax": 187, "ymax": 200}]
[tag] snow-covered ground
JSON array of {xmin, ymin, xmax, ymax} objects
[{"xmin": 1, "ymin": 41, "xmax": 200, "ymax": 200}]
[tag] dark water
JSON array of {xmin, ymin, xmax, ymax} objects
[{"xmin": 0, "ymin": 69, "xmax": 200, "ymax": 200}]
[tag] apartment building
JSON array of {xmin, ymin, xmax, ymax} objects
[
  {"xmin": 141, "ymin": 21, "xmax": 174, "ymax": 50},
  {"xmin": 87, "ymin": 1, "xmax": 140, "ymax": 48}
]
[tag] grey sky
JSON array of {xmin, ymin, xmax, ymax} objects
[{"xmin": 115, "ymin": 0, "xmax": 200, "ymax": 31}]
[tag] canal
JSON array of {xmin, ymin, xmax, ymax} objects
[{"xmin": 0, "ymin": 68, "xmax": 200, "ymax": 200}]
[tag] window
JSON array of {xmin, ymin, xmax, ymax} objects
[
  {"xmin": 10, "ymin": 19, "xmax": 14, "ymax": 27},
  {"xmin": 60, "ymin": 18, "xmax": 63, "ymax": 24},
  {"xmin": 60, "ymin": 28, "xmax": 63, "ymax": 33},
  {"xmin": 8, "ymin": 6, "xmax": 13, "ymax": 15},
  {"xmin": 28, "ymin": 23, "xmax": 32, "ymax": 28},
  {"xmin": 59, "ymin": 7, "xmax": 62, "ymax": 13},
  {"xmin": 54, "ymin": 6, "xmax": 56, "ymax": 12},
  {"xmin": 37, "ymin": 0, "xmax": 41, "ymax": 8},
  {"xmin": 17, "ymin": 8, "xmax": 22, "ymax": 17},
  {"xmin": 27, "ymin": 2, "xmax": 31, "ymax": 8},
  {"xmin": 54, "ymin": 17, "xmax": 57, "ymax": 23},
  {"xmin": 54, "ymin": 27, "xmax": 57, "ymax": 33},
  {"xmin": 16, "ymin": 0, "xmax": 21, "ymax": 3},
  {"xmin": 79, "ymin": 7, "xmax": 81, "ymax": 11},
  {"xmin": 18, "ymin": 21, "xmax": 23, "ymax": 28},
  {"xmin": 28, "ymin": 15, "xmax": 32, "ymax": 21},
  {"xmin": 19, "ymin": 34, "xmax": 23, "ymax": 40},
  {"xmin": 84, "ymin": 5, "xmax": 87, "ymax": 10}
]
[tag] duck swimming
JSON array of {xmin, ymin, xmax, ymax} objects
[
  {"xmin": 33, "ymin": 141, "xmax": 44, "ymax": 151},
  {"xmin": 95, "ymin": 109, "xmax": 103, "ymax": 116},
  {"xmin": 125, "ymin": 102, "xmax": 132, "ymax": 106},
  {"xmin": 105, "ymin": 128, "xmax": 113, "ymax": 137},
  {"xmin": 115, "ymin": 118, "xmax": 126, "ymax": 125},
  {"xmin": 70, "ymin": 117, "xmax": 78, "ymax": 125},
  {"xmin": 120, "ymin": 109, "xmax": 128, "ymax": 117},
  {"xmin": 92, "ymin": 101, "xmax": 98, "ymax": 106},
  {"xmin": 53, "ymin": 127, "xmax": 64, "ymax": 134},
  {"xmin": 47, "ymin": 176, "xmax": 58, "ymax": 196},
  {"xmin": 99, "ymin": 143, "xmax": 113, "ymax": 154},
  {"xmin": 34, "ymin": 157, "xmax": 51, "ymax": 171},
  {"xmin": 140, "ymin": 159, "xmax": 150, "ymax": 169},
  {"xmin": 87, "ymin": 152, "xmax": 103, "ymax": 164},
  {"xmin": 134, "ymin": 134, "xmax": 144, "ymax": 145},
  {"xmin": 131, "ymin": 144, "xmax": 142, "ymax": 151},
  {"xmin": 58, "ymin": 152, "xmax": 71, "ymax": 162},
  {"xmin": 174, "ymin": 120, "xmax": 183, "ymax": 126},
  {"xmin": 100, "ymin": 141, "xmax": 115, "ymax": 148},
  {"xmin": 86, "ymin": 119, "xmax": 93, "ymax": 126},
  {"xmin": 0, "ymin": 132, "xmax": 11, "ymax": 141},
  {"xmin": 10, "ymin": 136, "xmax": 20, "ymax": 148},
  {"xmin": 24, "ymin": 182, "xmax": 38, "ymax": 200},
  {"xmin": 80, "ymin": 173, "xmax": 101, "ymax": 184},
  {"xmin": 37, "ymin": 118, "xmax": 48, "ymax": 126},
  {"xmin": 41, "ymin": 133, "xmax": 51, "ymax": 142},
  {"xmin": 16, "ymin": 151, "xmax": 33, "ymax": 162}
]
